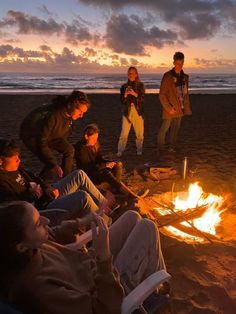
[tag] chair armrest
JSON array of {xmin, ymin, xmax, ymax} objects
[{"xmin": 121, "ymin": 270, "xmax": 171, "ymax": 314}]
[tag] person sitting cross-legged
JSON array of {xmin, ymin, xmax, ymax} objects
[
  {"xmin": 0, "ymin": 139, "xmax": 112, "ymax": 225},
  {"xmin": 0, "ymin": 201, "xmax": 167, "ymax": 314},
  {"xmin": 75, "ymin": 124, "xmax": 127, "ymax": 196}
]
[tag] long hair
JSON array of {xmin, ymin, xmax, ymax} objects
[
  {"xmin": 0, "ymin": 201, "xmax": 33, "ymax": 296},
  {"xmin": 127, "ymin": 66, "xmax": 141, "ymax": 90},
  {"xmin": 51, "ymin": 90, "xmax": 90, "ymax": 114}
]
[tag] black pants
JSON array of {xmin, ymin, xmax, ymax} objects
[
  {"xmin": 22, "ymin": 137, "xmax": 74, "ymax": 179},
  {"xmin": 92, "ymin": 163, "xmax": 123, "ymax": 192}
]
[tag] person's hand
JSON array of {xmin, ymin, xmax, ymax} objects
[
  {"xmin": 52, "ymin": 188, "xmax": 60, "ymax": 199},
  {"xmin": 91, "ymin": 215, "xmax": 111, "ymax": 262},
  {"xmin": 78, "ymin": 212, "xmax": 98, "ymax": 227},
  {"xmin": 106, "ymin": 161, "xmax": 116, "ymax": 169},
  {"xmin": 44, "ymin": 186, "xmax": 59, "ymax": 200},
  {"xmin": 29, "ymin": 184, "xmax": 43, "ymax": 199},
  {"xmin": 53, "ymin": 165, "xmax": 63, "ymax": 178},
  {"xmin": 169, "ymin": 108, "xmax": 176, "ymax": 115},
  {"xmin": 128, "ymin": 89, "xmax": 138, "ymax": 97}
]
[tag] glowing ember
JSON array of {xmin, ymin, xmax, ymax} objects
[{"xmin": 156, "ymin": 182, "xmax": 224, "ymax": 242}]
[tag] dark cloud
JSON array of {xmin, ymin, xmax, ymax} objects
[
  {"xmin": 177, "ymin": 13, "xmax": 221, "ymax": 39},
  {"xmin": 0, "ymin": 44, "xmax": 152, "ymax": 72},
  {"xmin": 105, "ymin": 14, "xmax": 177, "ymax": 55},
  {"xmin": 64, "ymin": 22, "xmax": 92, "ymax": 45},
  {"xmin": 79, "ymin": 0, "xmax": 236, "ymax": 40},
  {"xmin": 38, "ymin": 5, "xmax": 54, "ymax": 16},
  {"xmin": 0, "ymin": 10, "xmax": 95, "ymax": 45},
  {"xmin": 119, "ymin": 57, "xmax": 129, "ymax": 66},
  {"xmin": 0, "ymin": 44, "xmax": 44, "ymax": 58},
  {"xmin": 194, "ymin": 57, "xmax": 236, "ymax": 67},
  {"xmin": 39, "ymin": 45, "xmax": 52, "ymax": 52},
  {"xmin": 0, "ymin": 45, "xmax": 147, "ymax": 72},
  {"xmin": 2, "ymin": 10, "xmax": 63, "ymax": 35},
  {"xmin": 129, "ymin": 57, "xmax": 140, "ymax": 66},
  {"xmin": 84, "ymin": 47, "xmax": 97, "ymax": 57}
]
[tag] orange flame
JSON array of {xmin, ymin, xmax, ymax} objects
[{"xmin": 156, "ymin": 182, "xmax": 224, "ymax": 242}]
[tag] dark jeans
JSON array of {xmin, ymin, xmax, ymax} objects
[
  {"xmin": 157, "ymin": 117, "xmax": 182, "ymax": 146},
  {"xmin": 22, "ymin": 137, "xmax": 74, "ymax": 179},
  {"xmin": 91, "ymin": 162, "xmax": 123, "ymax": 192}
]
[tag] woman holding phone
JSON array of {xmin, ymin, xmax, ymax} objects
[{"xmin": 117, "ymin": 67, "xmax": 145, "ymax": 157}]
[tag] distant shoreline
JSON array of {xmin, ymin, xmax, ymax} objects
[{"xmin": 0, "ymin": 88, "xmax": 236, "ymax": 95}]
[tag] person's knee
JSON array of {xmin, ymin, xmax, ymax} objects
[
  {"xmin": 79, "ymin": 190, "xmax": 96, "ymax": 211},
  {"xmin": 139, "ymin": 218, "xmax": 159, "ymax": 236},
  {"xmin": 73, "ymin": 169, "xmax": 88, "ymax": 182},
  {"xmin": 122, "ymin": 210, "xmax": 142, "ymax": 225}
]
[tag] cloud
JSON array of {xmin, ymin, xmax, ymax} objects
[
  {"xmin": 79, "ymin": 0, "xmax": 236, "ymax": 40},
  {"xmin": 119, "ymin": 57, "xmax": 129, "ymax": 66},
  {"xmin": 1, "ymin": 10, "xmax": 63, "ymax": 35},
  {"xmin": 0, "ymin": 44, "xmax": 45, "ymax": 58},
  {"xmin": 84, "ymin": 47, "xmax": 97, "ymax": 57},
  {"xmin": 177, "ymin": 13, "xmax": 221, "ymax": 39},
  {"xmin": 129, "ymin": 57, "xmax": 140, "ymax": 66},
  {"xmin": 194, "ymin": 57, "xmax": 236, "ymax": 67},
  {"xmin": 38, "ymin": 5, "xmax": 54, "ymax": 16},
  {"xmin": 0, "ymin": 10, "xmax": 95, "ymax": 45},
  {"xmin": 0, "ymin": 44, "xmax": 153, "ymax": 72},
  {"xmin": 39, "ymin": 44, "xmax": 52, "ymax": 52},
  {"xmin": 64, "ymin": 21, "xmax": 92, "ymax": 45},
  {"xmin": 105, "ymin": 14, "xmax": 178, "ymax": 55}
]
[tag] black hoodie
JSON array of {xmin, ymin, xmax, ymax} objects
[{"xmin": 0, "ymin": 167, "xmax": 51, "ymax": 208}]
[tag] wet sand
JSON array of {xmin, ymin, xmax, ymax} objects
[{"xmin": 0, "ymin": 93, "xmax": 236, "ymax": 313}]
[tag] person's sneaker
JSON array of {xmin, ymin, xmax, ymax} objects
[
  {"xmin": 116, "ymin": 152, "xmax": 122, "ymax": 157},
  {"xmin": 137, "ymin": 151, "xmax": 142, "ymax": 156}
]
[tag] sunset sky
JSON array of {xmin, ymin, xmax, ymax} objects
[{"xmin": 0, "ymin": 0, "xmax": 236, "ymax": 73}]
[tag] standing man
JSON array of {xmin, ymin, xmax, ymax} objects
[{"xmin": 158, "ymin": 52, "xmax": 192, "ymax": 152}]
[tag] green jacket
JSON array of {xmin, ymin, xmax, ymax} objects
[
  {"xmin": 20, "ymin": 104, "xmax": 72, "ymax": 167},
  {"xmin": 159, "ymin": 70, "xmax": 192, "ymax": 119}
]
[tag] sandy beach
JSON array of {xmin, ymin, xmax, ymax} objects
[{"xmin": 0, "ymin": 93, "xmax": 236, "ymax": 313}]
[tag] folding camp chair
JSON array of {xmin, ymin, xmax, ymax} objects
[{"xmin": 67, "ymin": 229, "xmax": 171, "ymax": 314}]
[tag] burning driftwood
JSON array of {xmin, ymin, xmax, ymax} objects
[{"xmin": 120, "ymin": 181, "xmax": 225, "ymax": 243}]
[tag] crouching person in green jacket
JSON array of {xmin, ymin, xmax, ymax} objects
[{"xmin": 20, "ymin": 90, "xmax": 90, "ymax": 180}]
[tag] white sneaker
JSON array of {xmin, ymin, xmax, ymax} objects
[
  {"xmin": 137, "ymin": 151, "xmax": 142, "ymax": 156},
  {"xmin": 117, "ymin": 152, "xmax": 122, "ymax": 157}
]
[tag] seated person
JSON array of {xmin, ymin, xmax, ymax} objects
[
  {"xmin": 1, "ymin": 201, "xmax": 166, "ymax": 314},
  {"xmin": 74, "ymin": 124, "xmax": 125, "ymax": 195},
  {"xmin": 0, "ymin": 139, "xmax": 112, "ymax": 225}
]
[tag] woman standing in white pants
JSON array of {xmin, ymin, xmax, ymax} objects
[{"xmin": 117, "ymin": 67, "xmax": 145, "ymax": 156}]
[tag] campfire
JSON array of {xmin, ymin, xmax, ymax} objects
[
  {"xmin": 136, "ymin": 182, "xmax": 226, "ymax": 243},
  {"xmin": 153, "ymin": 182, "xmax": 225, "ymax": 242}
]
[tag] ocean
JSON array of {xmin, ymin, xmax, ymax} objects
[{"xmin": 0, "ymin": 72, "xmax": 236, "ymax": 94}]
